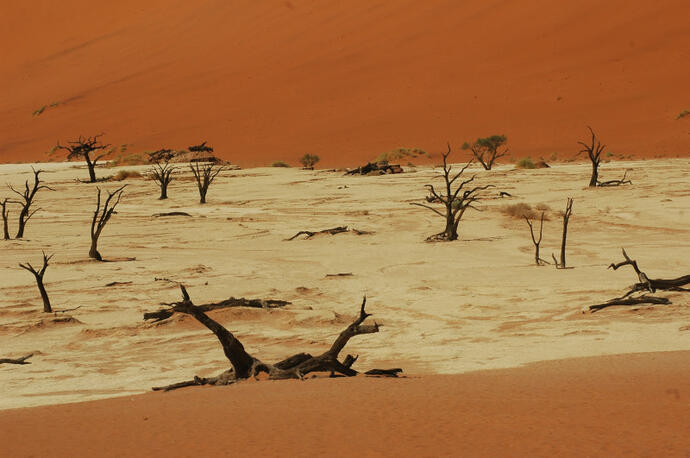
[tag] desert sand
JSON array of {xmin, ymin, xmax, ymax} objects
[{"xmin": 2, "ymin": 0, "xmax": 690, "ymax": 166}]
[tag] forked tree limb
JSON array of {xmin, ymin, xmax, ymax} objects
[
  {"xmin": 19, "ymin": 251, "xmax": 54, "ymax": 313},
  {"xmin": 151, "ymin": 287, "xmax": 399, "ymax": 391},
  {"xmin": 525, "ymin": 212, "xmax": 549, "ymax": 266},
  {"xmin": 608, "ymin": 248, "xmax": 690, "ymax": 296},
  {"xmin": 0, "ymin": 353, "xmax": 33, "ymax": 365},
  {"xmin": 597, "ymin": 170, "xmax": 632, "ymax": 187}
]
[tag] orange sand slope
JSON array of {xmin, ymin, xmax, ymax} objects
[
  {"xmin": 2, "ymin": 1, "xmax": 690, "ymax": 166},
  {"xmin": 1, "ymin": 351, "xmax": 688, "ymax": 457}
]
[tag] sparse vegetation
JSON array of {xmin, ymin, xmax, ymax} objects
[
  {"xmin": 271, "ymin": 161, "xmax": 291, "ymax": 167},
  {"xmin": 374, "ymin": 147, "xmax": 427, "ymax": 163},
  {"xmin": 515, "ymin": 157, "xmax": 536, "ymax": 169},
  {"xmin": 111, "ymin": 170, "xmax": 143, "ymax": 181},
  {"xmin": 299, "ymin": 154, "xmax": 320, "ymax": 168},
  {"xmin": 107, "ymin": 152, "xmax": 150, "ymax": 167},
  {"xmin": 501, "ymin": 203, "xmax": 542, "ymax": 220},
  {"xmin": 676, "ymin": 110, "xmax": 690, "ymax": 120},
  {"xmin": 462, "ymin": 135, "xmax": 508, "ymax": 170}
]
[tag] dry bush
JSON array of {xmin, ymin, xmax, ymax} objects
[
  {"xmin": 515, "ymin": 157, "xmax": 536, "ymax": 169},
  {"xmin": 500, "ymin": 202, "xmax": 551, "ymax": 220},
  {"xmin": 271, "ymin": 161, "xmax": 291, "ymax": 167},
  {"xmin": 111, "ymin": 170, "xmax": 143, "ymax": 181}
]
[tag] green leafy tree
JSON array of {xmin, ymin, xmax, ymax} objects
[{"xmin": 462, "ymin": 135, "xmax": 508, "ymax": 170}]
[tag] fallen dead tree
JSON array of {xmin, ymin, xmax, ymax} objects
[
  {"xmin": 144, "ymin": 295, "xmax": 291, "ymax": 322},
  {"xmin": 587, "ymin": 248, "xmax": 690, "ymax": 312},
  {"xmin": 0, "ymin": 353, "xmax": 33, "ymax": 365},
  {"xmin": 151, "ymin": 285, "xmax": 401, "ymax": 391},
  {"xmin": 344, "ymin": 161, "xmax": 403, "ymax": 176},
  {"xmin": 285, "ymin": 226, "xmax": 373, "ymax": 240}
]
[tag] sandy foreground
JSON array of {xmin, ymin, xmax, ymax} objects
[
  {"xmin": 0, "ymin": 351, "xmax": 689, "ymax": 457},
  {"xmin": 0, "ymin": 158, "xmax": 689, "ymax": 454}
]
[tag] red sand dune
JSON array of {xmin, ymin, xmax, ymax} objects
[
  {"xmin": 1, "ymin": 351, "xmax": 689, "ymax": 457},
  {"xmin": 2, "ymin": 0, "xmax": 690, "ymax": 167}
]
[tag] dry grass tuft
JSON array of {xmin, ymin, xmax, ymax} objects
[
  {"xmin": 500, "ymin": 202, "xmax": 551, "ymax": 220},
  {"xmin": 111, "ymin": 170, "xmax": 143, "ymax": 181}
]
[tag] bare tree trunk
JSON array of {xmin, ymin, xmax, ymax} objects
[
  {"xmin": 552, "ymin": 198, "xmax": 573, "ymax": 269},
  {"xmin": 19, "ymin": 252, "xmax": 53, "ymax": 313},
  {"xmin": 86, "ymin": 156, "xmax": 97, "ymax": 183},
  {"xmin": 9, "ymin": 168, "xmax": 54, "ymax": 239},
  {"xmin": 589, "ymin": 162, "xmax": 599, "ymax": 187},
  {"xmin": 525, "ymin": 212, "xmax": 547, "ymax": 266},
  {"xmin": 1, "ymin": 198, "xmax": 10, "ymax": 240},
  {"xmin": 89, "ymin": 186, "xmax": 126, "ymax": 261}
]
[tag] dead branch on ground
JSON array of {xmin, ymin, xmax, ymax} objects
[
  {"xmin": 285, "ymin": 226, "xmax": 372, "ymax": 240},
  {"xmin": 144, "ymin": 295, "xmax": 291, "ymax": 322},
  {"xmin": 0, "ymin": 354, "xmax": 34, "ymax": 365},
  {"xmin": 588, "ymin": 295, "xmax": 671, "ymax": 313},
  {"xmin": 151, "ymin": 286, "xmax": 401, "ymax": 391}
]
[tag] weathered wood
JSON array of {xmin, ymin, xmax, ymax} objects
[
  {"xmin": 90, "ymin": 185, "xmax": 126, "ymax": 261},
  {"xmin": 552, "ymin": 198, "xmax": 573, "ymax": 269},
  {"xmin": 189, "ymin": 143, "xmax": 225, "ymax": 204},
  {"xmin": 598, "ymin": 170, "xmax": 632, "ymax": 187},
  {"xmin": 411, "ymin": 143, "xmax": 492, "ymax": 241},
  {"xmin": 152, "ymin": 212, "xmax": 192, "ymax": 217},
  {"xmin": 608, "ymin": 248, "xmax": 690, "ymax": 296},
  {"xmin": 525, "ymin": 212, "xmax": 548, "ymax": 266},
  {"xmin": 579, "ymin": 126, "xmax": 604, "ymax": 187},
  {"xmin": 19, "ymin": 252, "xmax": 53, "ymax": 313},
  {"xmin": 144, "ymin": 296, "xmax": 291, "ymax": 322},
  {"xmin": 1, "ymin": 198, "xmax": 10, "ymax": 240},
  {"xmin": 0, "ymin": 353, "xmax": 33, "ymax": 365},
  {"xmin": 148, "ymin": 149, "xmax": 177, "ymax": 199},
  {"xmin": 344, "ymin": 161, "xmax": 403, "ymax": 176},
  {"xmin": 8, "ymin": 168, "xmax": 55, "ymax": 238},
  {"xmin": 152, "ymin": 287, "xmax": 401, "ymax": 391},
  {"xmin": 588, "ymin": 295, "xmax": 671, "ymax": 312},
  {"xmin": 285, "ymin": 226, "xmax": 372, "ymax": 240}
]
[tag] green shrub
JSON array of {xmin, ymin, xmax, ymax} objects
[{"xmin": 299, "ymin": 154, "xmax": 320, "ymax": 168}]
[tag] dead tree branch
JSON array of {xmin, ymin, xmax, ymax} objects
[
  {"xmin": 411, "ymin": 143, "xmax": 492, "ymax": 241},
  {"xmin": 144, "ymin": 296, "xmax": 291, "ymax": 322},
  {"xmin": 19, "ymin": 251, "xmax": 54, "ymax": 313},
  {"xmin": 608, "ymin": 248, "xmax": 690, "ymax": 296},
  {"xmin": 0, "ymin": 354, "xmax": 33, "ymax": 365},
  {"xmin": 8, "ymin": 168, "xmax": 55, "ymax": 238},
  {"xmin": 597, "ymin": 170, "xmax": 632, "ymax": 187},
  {"xmin": 578, "ymin": 126, "xmax": 605, "ymax": 187},
  {"xmin": 188, "ymin": 142, "xmax": 224, "ymax": 204},
  {"xmin": 56, "ymin": 134, "xmax": 111, "ymax": 183},
  {"xmin": 525, "ymin": 212, "xmax": 549, "ymax": 266},
  {"xmin": 151, "ymin": 286, "xmax": 400, "ymax": 391},
  {"xmin": 552, "ymin": 198, "xmax": 573, "ymax": 269},
  {"xmin": 285, "ymin": 226, "xmax": 372, "ymax": 240},
  {"xmin": 588, "ymin": 295, "xmax": 671, "ymax": 313},
  {"xmin": 90, "ymin": 185, "xmax": 126, "ymax": 261}
]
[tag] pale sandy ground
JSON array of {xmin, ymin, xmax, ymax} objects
[{"xmin": 1, "ymin": 158, "xmax": 689, "ymax": 414}]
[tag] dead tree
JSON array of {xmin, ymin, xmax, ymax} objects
[
  {"xmin": 57, "ymin": 134, "xmax": 111, "ymax": 183},
  {"xmin": 411, "ymin": 143, "xmax": 492, "ymax": 241},
  {"xmin": 8, "ymin": 168, "xmax": 55, "ymax": 238},
  {"xmin": 152, "ymin": 285, "xmax": 401, "ymax": 391},
  {"xmin": 0, "ymin": 354, "xmax": 33, "ymax": 365},
  {"xmin": 552, "ymin": 198, "xmax": 573, "ymax": 269},
  {"xmin": 578, "ymin": 127, "xmax": 631, "ymax": 187},
  {"xmin": 148, "ymin": 149, "xmax": 177, "ymax": 200},
  {"xmin": 19, "ymin": 252, "xmax": 54, "ymax": 313},
  {"xmin": 525, "ymin": 212, "xmax": 548, "ymax": 265},
  {"xmin": 462, "ymin": 135, "xmax": 508, "ymax": 170},
  {"xmin": 1, "ymin": 198, "xmax": 10, "ymax": 240},
  {"xmin": 188, "ymin": 143, "xmax": 224, "ymax": 203},
  {"xmin": 608, "ymin": 248, "xmax": 690, "ymax": 296},
  {"xmin": 586, "ymin": 249, "xmax": 690, "ymax": 312},
  {"xmin": 90, "ymin": 185, "xmax": 126, "ymax": 261},
  {"xmin": 144, "ymin": 296, "xmax": 291, "ymax": 322}
]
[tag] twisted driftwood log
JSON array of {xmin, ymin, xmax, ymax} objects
[
  {"xmin": 144, "ymin": 296, "xmax": 291, "ymax": 322},
  {"xmin": 152, "ymin": 286, "xmax": 401, "ymax": 391},
  {"xmin": 285, "ymin": 226, "xmax": 372, "ymax": 240}
]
